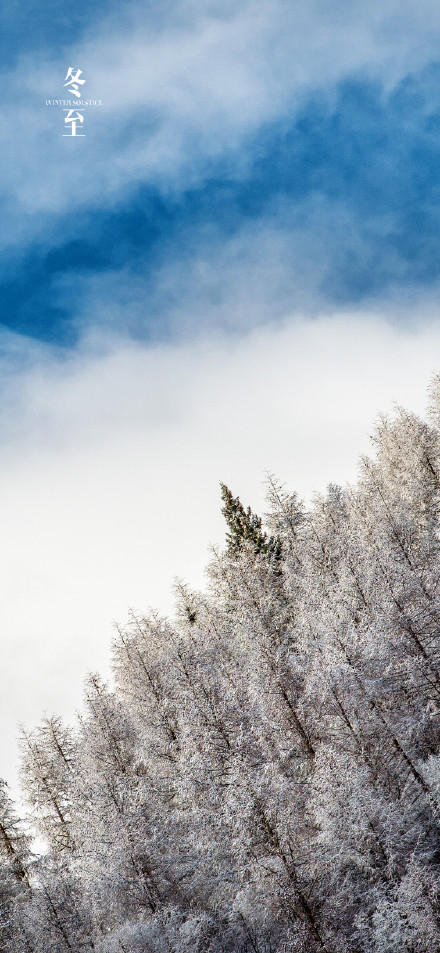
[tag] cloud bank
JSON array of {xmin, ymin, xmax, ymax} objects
[{"xmin": 1, "ymin": 312, "xmax": 439, "ymax": 796}]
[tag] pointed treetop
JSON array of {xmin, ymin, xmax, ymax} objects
[{"xmin": 220, "ymin": 483, "xmax": 282, "ymax": 565}]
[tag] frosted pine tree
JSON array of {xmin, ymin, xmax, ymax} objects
[{"xmin": 7, "ymin": 378, "xmax": 440, "ymax": 951}]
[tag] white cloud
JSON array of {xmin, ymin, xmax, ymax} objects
[
  {"xmin": 3, "ymin": 0, "xmax": 440, "ymax": 247},
  {"xmin": 45, "ymin": 193, "xmax": 439, "ymax": 343},
  {"xmin": 1, "ymin": 311, "xmax": 439, "ymax": 799}
]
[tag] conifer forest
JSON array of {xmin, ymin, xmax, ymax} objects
[{"xmin": 5, "ymin": 381, "xmax": 440, "ymax": 953}]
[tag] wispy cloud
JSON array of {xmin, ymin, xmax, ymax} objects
[
  {"xmin": 3, "ymin": 26, "xmax": 440, "ymax": 343},
  {"xmin": 4, "ymin": 0, "xmax": 440, "ymax": 224}
]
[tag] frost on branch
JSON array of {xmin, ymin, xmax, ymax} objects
[{"xmin": 4, "ymin": 381, "xmax": 440, "ymax": 950}]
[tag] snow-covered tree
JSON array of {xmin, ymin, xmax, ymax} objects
[{"xmin": 7, "ymin": 379, "xmax": 440, "ymax": 951}]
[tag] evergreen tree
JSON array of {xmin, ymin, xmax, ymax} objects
[{"xmin": 220, "ymin": 483, "xmax": 283, "ymax": 565}]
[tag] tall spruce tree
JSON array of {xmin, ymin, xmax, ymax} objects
[{"xmin": 220, "ymin": 482, "xmax": 283, "ymax": 565}]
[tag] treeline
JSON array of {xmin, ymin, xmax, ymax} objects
[{"xmin": 3, "ymin": 382, "xmax": 440, "ymax": 951}]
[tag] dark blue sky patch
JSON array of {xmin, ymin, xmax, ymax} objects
[
  {"xmin": 44, "ymin": 240, "xmax": 109, "ymax": 276},
  {"xmin": 0, "ymin": 0, "xmax": 112, "ymax": 70},
  {"xmin": 0, "ymin": 0, "xmax": 176, "ymax": 71}
]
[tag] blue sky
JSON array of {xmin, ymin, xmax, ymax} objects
[
  {"xmin": 2, "ymin": 55, "xmax": 440, "ymax": 347},
  {"xmin": 6, "ymin": 67, "xmax": 440, "ymax": 343},
  {"xmin": 3, "ymin": 0, "xmax": 440, "ymax": 349},
  {"xmin": 2, "ymin": 0, "xmax": 440, "ymax": 796}
]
